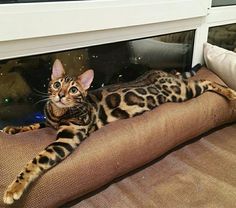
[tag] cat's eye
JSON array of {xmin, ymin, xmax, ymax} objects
[
  {"xmin": 53, "ymin": 81, "xmax": 61, "ymax": 89},
  {"xmin": 69, "ymin": 87, "xmax": 78, "ymax": 94}
]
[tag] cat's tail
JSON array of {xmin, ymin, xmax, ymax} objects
[
  {"xmin": 172, "ymin": 64, "xmax": 202, "ymax": 79},
  {"xmin": 186, "ymin": 79, "xmax": 236, "ymax": 101}
]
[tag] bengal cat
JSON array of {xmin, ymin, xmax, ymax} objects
[{"xmin": 3, "ymin": 59, "xmax": 236, "ymax": 204}]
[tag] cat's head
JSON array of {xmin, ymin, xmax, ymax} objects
[{"xmin": 49, "ymin": 59, "xmax": 94, "ymax": 108}]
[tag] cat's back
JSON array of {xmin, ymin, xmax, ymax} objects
[
  {"xmin": 87, "ymin": 70, "xmax": 173, "ymax": 124},
  {"xmin": 89, "ymin": 69, "xmax": 168, "ymax": 96}
]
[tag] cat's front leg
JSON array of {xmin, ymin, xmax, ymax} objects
[
  {"xmin": 3, "ymin": 124, "xmax": 87, "ymax": 204},
  {"xmin": 2, "ymin": 123, "xmax": 46, "ymax": 135}
]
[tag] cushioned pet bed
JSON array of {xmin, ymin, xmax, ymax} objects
[
  {"xmin": 70, "ymin": 123, "xmax": 236, "ymax": 208},
  {"xmin": 0, "ymin": 68, "xmax": 236, "ymax": 208}
]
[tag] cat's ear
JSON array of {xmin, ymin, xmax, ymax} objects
[
  {"xmin": 51, "ymin": 59, "xmax": 65, "ymax": 80},
  {"xmin": 78, "ymin": 69, "xmax": 94, "ymax": 90}
]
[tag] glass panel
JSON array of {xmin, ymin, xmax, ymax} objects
[
  {"xmin": 0, "ymin": 30, "xmax": 194, "ymax": 128},
  {"xmin": 212, "ymin": 0, "xmax": 236, "ymax": 7},
  {"xmin": 208, "ymin": 23, "xmax": 236, "ymax": 51}
]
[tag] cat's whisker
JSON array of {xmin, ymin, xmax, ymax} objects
[
  {"xmin": 70, "ymin": 106, "xmax": 86, "ymax": 116},
  {"xmin": 32, "ymin": 88, "xmax": 49, "ymax": 96},
  {"xmin": 70, "ymin": 104, "xmax": 90, "ymax": 118},
  {"xmin": 34, "ymin": 98, "xmax": 50, "ymax": 106},
  {"xmin": 33, "ymin": 88, "xmax": 48, "ymax": 94},
  {"xmin": 34, "ymin": 94, "xmax": 49, "ymax": 98},
  {"xmin": 32, "ymin": 92, "xmax": 49, "ymax": 98}
]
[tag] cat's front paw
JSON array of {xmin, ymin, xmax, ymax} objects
[
  {"xmin": 2, "ymin": 126, "xmax": 21, "ymax": 135},
  {"xmin": 3, "ymin": 181, "xmax": 24, "ymax": 204},
  {"xmin": 228, "ymin": 88, "xmax": 236, "ymax": 101}
]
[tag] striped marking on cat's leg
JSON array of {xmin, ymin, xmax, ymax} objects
[
  {"xmin": 3, "ymin": 125, "xmax": 86, "ymax": 204},
  {"xmin": 209, "ymin": 82, "xmax": 236, "ymax": 100},
  {"xmin": 187, "ymin": 80, "xmax": 236, "ymax": 101},
  {"xmin": 3, "ymin": 123, "xmax": 46, "ymax": 135}
]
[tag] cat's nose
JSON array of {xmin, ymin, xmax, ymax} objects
[{"xmin": 58, "ymin": 92, "xmax": 65, "ymax": 99}]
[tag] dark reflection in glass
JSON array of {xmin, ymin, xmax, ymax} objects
[
  {"xmin": 0, "ymin": 30, "xmax": 194, "ymax": 128},
  {"xmin": 208, "ymin": 23, "xmax": 236, "ymax": 51},
  {"xmin": 212, "ymin": 0, "xmax": 236, "ymax": 7}
]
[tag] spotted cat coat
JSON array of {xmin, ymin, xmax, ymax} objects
[{"xmin": 3, "ymin": 59, "xmax": 236, "ymax": 204}]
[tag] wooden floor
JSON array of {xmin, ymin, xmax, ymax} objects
[{"xmin": 68, "ymin": 123, "xmax": 236, "ymax": 208}]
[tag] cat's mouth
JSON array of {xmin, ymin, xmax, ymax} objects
[
  {"xmin": 54, "ymin": 100, "xmax": 68, "ymax": 108},
  {"xmin": 51, "ymin": 96, "xmax": 74, "ymax": 108},
  {"xmin": 54, "ymin": 100, "xmax": 75, "ymax": 108}
]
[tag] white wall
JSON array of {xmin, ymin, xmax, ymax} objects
[{"xmin": 0, "ymin": 0, "xmax": 235, "ymax": 65}]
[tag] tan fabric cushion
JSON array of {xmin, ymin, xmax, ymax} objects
[
  {"xmin": 0, "ymin": 68, "xmax": 236, "ymax": 208},
  {"xmin": 204, "ymin": 43, "xmax": 236, "ymax": 90},
  {"xmin": 71, "ymin": 123, "xmax": 236, "ymax": 208}
]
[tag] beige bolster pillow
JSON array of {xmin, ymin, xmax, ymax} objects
[{"xmin": 0, "ymin": 68, "xmax": 236, "ymax": 208}]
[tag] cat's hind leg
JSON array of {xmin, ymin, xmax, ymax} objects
[
  {"xmin": 208, "ymin": 81, "xmax": 236, "ymax": 101},
  {"xmin": 186, "ymin": 80, "xmax": 236, "ymax": 101}
]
